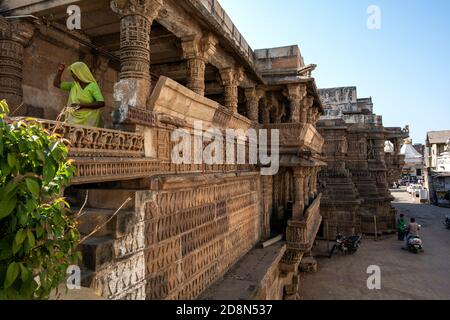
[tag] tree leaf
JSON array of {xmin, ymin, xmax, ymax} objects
[
  {"xmin": 0, "ymin": 195, "xmax": 17, "ymax": 220},
  {"xmin": 7, "ymin": 153, "xmax": 17, "ymax": 168},
  {"xmin": 15, "ymin": 228, "xmax": 27, "ymax": 246},
  {"xmin": 4, "ymin": 262, "xmax": 19, "ymax": 289},
  {"xmin": 27, "ymin": 230, "xmax": 36, "ymax": 248},
  {"xmin": 19, "ymin": 264, "xmax": 31, "ymax": 283},
  {"xmin": 36, "ymin": 224, "xmax": 44, "ymax": 238},
  {"xmin": 12, "ymin": 239, "xmax": 21, "ymax": 255},
  {"xmin": 25, "ymin": 178, "xmax": 40, "ymax": 199},
  {"xmin": 43, "ymin": 164, "xmax": 56, "ymax": 185}
]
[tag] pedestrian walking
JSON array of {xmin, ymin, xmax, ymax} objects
[{"xmin": 397, "ymin": 214, "xmax": 406, "ymax": 241}]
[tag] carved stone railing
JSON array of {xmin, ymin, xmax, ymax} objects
[
  {"xmin": 286, "ymin": 194, "xmax": 322, "ymax": 252},
  {"xmin": 149, "ymin": 76, "xmax": 253, "ymax": 132},
  {"xmin": 303, "ymin": 193, "xmax": 323, "ymax": 251},
  {"xmin": 385, "ymin": 127, "xmax": 409, "ymax": 140},
  {"xmin": 73, "ymin": 158, "xmax": 161, "ymax": 184},
  {"xmin": 39, "ymin": 120, "xmax": 145, "ymax": 158},
  {"xmin": 14, "ymin": 117, "xmax": 260, "ymax": 185},
  {"xmin": 262, "ymin": 123, "xmax": 324, "ymax": 154}
]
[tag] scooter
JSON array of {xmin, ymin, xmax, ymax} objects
[
  {"xmin": 445, "ymin": 216, "xmax": 450, "ymax": 229},
  {"xmin": 328, "ymin": 234, "xmax": 362, "ymax": 258},
  {"xmin": 405, "ymin": 235, "xmax": 424, "ymax": 254}
]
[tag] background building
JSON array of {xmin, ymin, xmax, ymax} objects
[
  {"xmin": 317, "ymin": 87, "xmax": 407, "ymax": 238},
  {"xmin": 425, "ymin": 131, "xmax": 450, "ymax": 207},
  {"xmin": 400, "ymin": 139, "xmax": 424, "ymax": 180}
]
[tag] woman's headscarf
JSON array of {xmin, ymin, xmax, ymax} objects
[
  {"xmin": 69, "ymin": 61, "xmax": 97, "ymax": 84},
  {"xmin": 66, "ymin": 62, "xmax": 98, "ymax": 107}
]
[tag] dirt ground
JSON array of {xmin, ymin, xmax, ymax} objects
[{"xmin": 300, "ymin": 188, "xmax": 450, "ymax": 300}]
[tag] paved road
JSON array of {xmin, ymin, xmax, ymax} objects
[{"xmin": 300, "ymin": 188, "xmax": 450, "ymax": 300}]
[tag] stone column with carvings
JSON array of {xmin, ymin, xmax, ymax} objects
[
  {"xmin": 312, "ymin": 107, "xmax": 320, "ymax": 126},
  {"xmin": 244, "ymin": 87, "xmax": 263, "ymax": 122},
  {"xmin": 111, "ymin": 0, "xmax": 163, "ymax": 121},
  {"xmin": 313, "ymin": 167, "xmax": 319, "ymax": 196},
  {"xmin": 303, "ymin": 95, "xmax": 314, "ymax": 125},
  {"xmin": 220, "ymin": 67, "xmax": 244, "ymax": 113},
  {"xmin": 261, "ymin": 97, "xmax": 270, "ymax": 124},
  {"xmin": 287, "ymin": 83, "xmax": 307, "ymax": 123},
  {"xmin": 181, "ymin": 34, "xmax": 217, "ymax": 96},
  {"xmin": 309, "ymin": 168, "xmax": 316, "ymax": 201},
  {"xmin": 0, "ymin": 18, "xmax": 34, "ymax": 115},
  {"xmin": 292, "ymin": 168, "xmax": 305, "ymax": 219},
  {"xmin": 303, "ymin": 169, "xmax": 310, "ymax": 206}
]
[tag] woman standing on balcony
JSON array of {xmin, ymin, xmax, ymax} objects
[{"xmin": 53, "ymin": 62, "xmax": 105, "ymax": 127}]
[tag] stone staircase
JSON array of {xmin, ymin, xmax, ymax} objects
[{"xmin": 66, "ymin": 187, "xmax": 147, "ymax": 300}]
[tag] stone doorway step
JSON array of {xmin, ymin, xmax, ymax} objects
[{"xmin": 67, "ymin": 188, "xmax": 146, "ymax": 300}]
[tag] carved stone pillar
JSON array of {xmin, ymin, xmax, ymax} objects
[
  {"xmin": 261, "ymin": 97, "xmax": 271, "ymax": 124},
  {"xmin": 309, "ymin": 169, "xmax": 315, "ymax": 201},
  {"xmin": 111, "ymin": 0, "xmax": 163, "ymax": 119},
  {"xmin": 313, "ymin": 167, "xmax": 319, "ymax": 196},
  {"xmin": 273, "ymin": 100, "xmax": 284, "ymax": 123},
  {"xmin": 287, "ymin": 83, "xmax": 307, "ymax": 123},
  {"xmin": 303, "ymin": 169, "xmax": 310, "ymax": 205},
  {"xmin": 220, "ymin": 67, "xmax": 244, "ymax": 113},
  {"xmin": 181, "ymin": 34, "xmax": 217, "ymax": 96},
  {"xmin": 307, "ymin": 105, "xmax": 313, "ymax": 124},
  {"xmin": 0, "ymin": 18, "xmax": 34, "ymax": 114},
  {"xmin": 244, "ymin": 87, "xmax": 263, "ymax": 122},
  {"xmin": 312, "ymin": 107, "xmax": 321, "ymax": 126},
  {"xmin": 303, "ymin": 96, "xmax": 314, "ymax": 125},
  {"xmin": 292, "ymin": 168, "xmax": 305, "ymax": 219}
]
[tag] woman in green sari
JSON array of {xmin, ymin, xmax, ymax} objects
[{"xmin": 54, "ymin": 61, "xmax": 105, "ymax": 127}]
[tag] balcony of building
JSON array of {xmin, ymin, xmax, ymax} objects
[
  {"xmin": 285, "ymin": 193, "xmax": 322, "ymax": 253},
  {"xmin": 262, "ymin": 122, "xmax": 324, "ymax": 155}
]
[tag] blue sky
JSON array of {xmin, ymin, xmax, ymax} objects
[{"xmin": 219, "ymin": 0, "xmax": 450, "ymax": 144}]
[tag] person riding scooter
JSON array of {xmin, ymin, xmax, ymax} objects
[{"xmin": 405, "ymin": 218, "xmax": 421, "ymax": 248}]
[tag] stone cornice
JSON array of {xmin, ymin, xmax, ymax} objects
[
  {"xmin": 111, "ymin": 0, "xmax": 163, "ymax": 20},
  {"xmin": 181, "ymin": 33, "xmax": 218, "ymax": 62},
  {"xmin": 0, "ymin": 18, "xmax": 34, "ymax": 46}
]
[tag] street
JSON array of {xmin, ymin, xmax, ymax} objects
[{"xmin": 300, "ymin": 188, "xmax": 450, "ymax": 300}]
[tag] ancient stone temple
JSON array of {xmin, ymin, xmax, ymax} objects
[
  {"xmin": 317, "ymin": 87, "xmax": 407, "ymax": 238},
  {"xmin": 1, "ymin": 0, "xmax": 324, "ymax": 300}
]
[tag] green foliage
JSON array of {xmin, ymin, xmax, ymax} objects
[{"xmin": 0, "ymin": 99, "xmax": 79, "ymax": 300}]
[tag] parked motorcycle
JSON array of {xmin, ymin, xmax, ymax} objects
[
  {"xmin": 445, "ymin": 216, "xmax": 450, "ymax": 229},
  {"xmin": 405, "ymin": 236, "xmax": 424, "ymax": 254},
  {"xmin": 328, "ymin": 234, "xmax": 362, "ymax": 258}
]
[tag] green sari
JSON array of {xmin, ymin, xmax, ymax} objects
[{"xmin": 60, "ymin": 62, "xmax": 104, "ymax": 127}]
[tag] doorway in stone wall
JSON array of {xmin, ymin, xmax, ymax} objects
[{"xmin": 271, "ymin": 168, "xmax": 294, "ymax": 238}]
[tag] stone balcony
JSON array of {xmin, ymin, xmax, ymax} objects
[
  {"xmin": 262, "ymin": 123, "xmax": 324, "ymax": 155},
  {"xmin": 14, "ymin": 76, "xmax": 325, "ymax": 185},
  {"xmin": 13, "ymin": 76, "xmax": 257, "ymax": 184},
  {"xmin": 286, "ymin": 193, "xmax": 322, "ymax": 253},
  {"xmin": 28, "ymin": 118, "xmax": 259, "ymax": 185}
]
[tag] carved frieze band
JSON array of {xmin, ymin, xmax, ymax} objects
[{"xmin": 39, "ymin": 120, "xmax": 145, "ymax": 158}]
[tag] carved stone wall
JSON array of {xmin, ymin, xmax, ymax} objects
[{"xmin": 143, "ymin": 174, "xmax": 261, "ymax": 300}]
